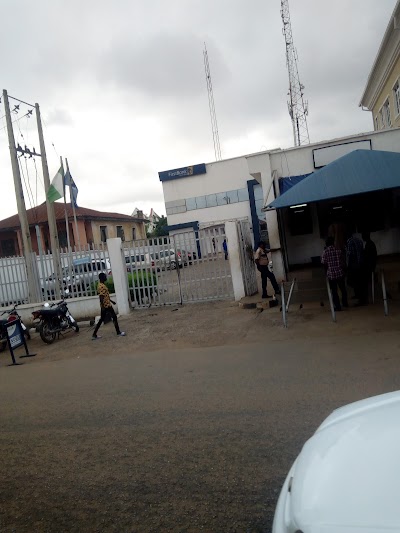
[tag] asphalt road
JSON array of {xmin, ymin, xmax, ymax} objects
[{"xmin": 1, "ymin": 338, "xmax": 400, "ymax": 532}]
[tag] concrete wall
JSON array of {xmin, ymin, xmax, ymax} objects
[{"xmin": 15, "ymin": 295, "xmax": 116, "ymax": 327}]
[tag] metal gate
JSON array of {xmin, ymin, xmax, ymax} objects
[
  {"xmin": 123, "ymin": 225, "xmax": 234, "ymax": 307},
  {"xmin": 237, "ymin": 220, "xmax": 258, "ymax": 296}
]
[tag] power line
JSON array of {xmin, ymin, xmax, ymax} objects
[{"xmin": 203, "ymin": 43, "xmax": 222, "ymax": 161}]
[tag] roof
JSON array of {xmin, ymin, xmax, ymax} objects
[
  {"xmin": 0, "ymin": 202, "xmax": 148, "ymax": 231},
  {"xmin": 267, "ymin": 149, "xmax": 400, "ymax": 209},
  {"xmin": 359, "ymin": 0, "xmax": 400, "ymax": 108}
]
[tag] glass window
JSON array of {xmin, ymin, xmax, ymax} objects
[
  {"xmin": 394, "ymin": 81, "xmax": 400, "ymax": 116},
  {"xmin": 132, "ymin": 228, "xmax": 136, "ymax": 240},
  {"xmin": 379, "ymin": 107, "xmax": 386, "ymax": 128},
  {"xmin": 100, "ymin": 226, "xmax": 108, "ymax": 243},
  {"xmin": 196, "ymin": 196, "xmax": 207, "ymax": 209},
  {"xmin": 206, "ymin": 194, "xmax": 217, "ymax": 207},
  {"xmin": 253, "ymin": 184, "xmax": 264, "ymax": 201},
  {"xmin": 384, "ymin": 99, "xmax": 391, "ymax": 127},
  {"xmin": 237, "ymin": 188, "xmax": 249, "ymax": 202},
  {"xmin": 374, "ymin": 116, "xmax": 379, "ymax": 130},
  {"xmin": 186, "ymin": 197, "xmax": 197, "ymax": 211},
  {"xmin": 226, "ymin": 190, "xmax": 238, "ymax": 204},
  {"xmin": 216, "ymin": 192, "xmax": 228, "ymax": 205},
  {"xmin": 255, "ymin": 198, "xmax": 265, "ymax": 220}
]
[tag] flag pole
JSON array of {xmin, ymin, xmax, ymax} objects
[
  {"xmin": 65, "ymin": 158, "xmax": 81, "ymax": 250},
  {"xmin": 60, "ymin": 156, "xmax": 71, "ymax": 251}
]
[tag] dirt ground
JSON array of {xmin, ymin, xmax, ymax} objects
[
  {"xmin": 5, "ymin": 297, "xmax": 399, "ymax": 365},
  {"xmin": 1, "ymin": 299, "xmax": 400, "ymax": 532}
]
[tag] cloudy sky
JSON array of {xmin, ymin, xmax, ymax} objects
[{"xmin": 0, "ymin": 0, "xmax": 396, "ymax": 220}]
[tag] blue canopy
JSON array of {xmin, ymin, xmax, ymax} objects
[{"xmin": 267, "ymin": 149, "xmax": 400, "ymax": 209}]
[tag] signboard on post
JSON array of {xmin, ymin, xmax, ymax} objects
[{"xmin": 5, "ymin": 319, "xmax": 36, "ymax": 366}]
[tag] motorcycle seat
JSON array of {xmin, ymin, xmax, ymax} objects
[{"xmin": 39, "ymin": 308, "xmax": 63, "ymax": 317}]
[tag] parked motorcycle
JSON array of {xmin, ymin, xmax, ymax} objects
[
  {"xmin": 0, "ymin": 305, "xmax": 31, "ymax": 352},
  {"xmin": 32, "ymin": 300, "xmax": 79, "ymax": 344}
]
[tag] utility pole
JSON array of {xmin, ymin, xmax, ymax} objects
[
  {"xmin": 203, "ymin": 43, "xmax": 222, "ymax": 161},
  {"xmin": 35, "ymin": 102, "xmax": 63, "ymax": 297},
  {"xmin": 281, "ymin": 0, "xmax": 310, "ymax": 146},
  {"xmin": 3, "ymin": 89, "xmax": 39, "ymax": 302}
]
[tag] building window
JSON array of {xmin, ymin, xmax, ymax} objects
[
  {"xmin": 116, "ymin": 225, "xmax": 125, "ymax": 241},
  {"xmin": 132, "ymin": 227, "xmax": 136, "ymax": 240},
  {"xmin": 100, "ymin": 226, "xmax": 108, "ymax": 243},
  {"xmin": 384, "ymin": 99, "xmax": 391, "ymax": 127},
  {"xmin": 379, "ymin": 107, "xmax": 386, "ymax": 128},
  {"xmin": 184, "ymin": 187, "xmax": 251, "ymax": 211},
  {"xmin": 374, "ymin": 116, "xmax": 379, "ymax": 130},
  {"xmin": 206, "ymin": 194, "xmax": 217, "ymax": 207},
  {"xmin": 1, "ymin": 239, "xmax": 16, "ymax": 257},
  {"xmin": 237, "ymin": 188, "xmax": 249, "ymax": 202},
  {"xmin": 394, "ymin": 80, "xmax": 400, "ymax": 116}
]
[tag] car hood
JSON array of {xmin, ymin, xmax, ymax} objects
[{"xmin": 289, "ymin": 390, "xmax": 400, "ymax": 530}]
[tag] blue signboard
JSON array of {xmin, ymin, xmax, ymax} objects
[
  {"xmin": 158, "ymin": 163, "xmax": 206, "ymax": 182},
  {"xmin": 6, "ymin": 319, "xmax": 24, "ymax": 350}
]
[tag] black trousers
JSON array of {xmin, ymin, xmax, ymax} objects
[
  {"xmin": 257, "ymin": 265, "xmax": 280, "ymax": 296},
  {"xmin": 93, "ymin": 307, "xmax": 121, "ymax": 336},
  {"xmin": 329, "ymin": 277, "xmax": 348, "ymax": 311}
]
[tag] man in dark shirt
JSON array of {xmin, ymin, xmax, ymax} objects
[
  {"xmin": 360, "ymin": 232, "xmax": 378, "ymax": 305},
  {"xmin": 321, "ymin": 237, "xmax": 348, "ymax": 311}
]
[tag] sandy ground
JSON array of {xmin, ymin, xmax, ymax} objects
[{"xmin": 1, "ymin": 299, "xmax": 400, "ymax": 532}]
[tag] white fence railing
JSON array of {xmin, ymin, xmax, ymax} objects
[{"xmin": 0, "ymin": 244, "xmax": 109, "ymax": 307}]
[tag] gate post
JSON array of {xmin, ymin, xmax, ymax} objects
[
  {"xmin": 107, "ymin": 238, "xmax": 130, "ymax": 315},
  {"xmin": 225, "ymin": 221, "xmax": 246, "ymax": 301}
]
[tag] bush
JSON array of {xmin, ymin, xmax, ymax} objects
[{"xmin": 92, "ymin": 271, "xmax": 157, "ymax": 302}]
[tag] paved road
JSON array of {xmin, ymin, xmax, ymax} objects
[{"xmin": 1, "ymin": 339, "xmax": 400, "ymax": 532}]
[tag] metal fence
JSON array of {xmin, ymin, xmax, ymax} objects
[
  {"xmin": 0, "ymin": 244, "xmax": 109, "ymax": 307},
  {"xmin": 123, "ymin": 226, "xmax": 234, "ymax": 308}
]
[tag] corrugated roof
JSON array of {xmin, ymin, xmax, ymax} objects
[
  {"xmin": 267, "ymin": 149, "xmax": 400, "ymax": 209},
  {"xmin": 0, "ymin": 202, "xmax": 148, "ymax": 231}
]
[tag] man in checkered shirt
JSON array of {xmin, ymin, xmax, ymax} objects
[{"xmin": 321, "ymin": 236, "xmax": 348, "ymax": 311}]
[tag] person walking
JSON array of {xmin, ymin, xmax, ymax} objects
[
  {"xmin": 321, "ymin": 236, "xmax": 348, "ymax": 311},
  {"xmin": 222, "ymin": 239, "xmax": 228, "ymax": 260},
  {"xmin": 254, "ymin": 241, "xmax": 280, "ymax": 299},
  {"xmin": 92, "ymin": 272, "xmax": 126, "ymax": 340}
]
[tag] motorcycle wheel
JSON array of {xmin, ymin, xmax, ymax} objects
[
  {"xmin": 0, "ymin": 339, "xmax": 7, "ymax": 352},
  {"xmin": 40, "ymin": 322, "xmax": 56, "ymax": 344},
  {"xmin": 68, "ymin": 318, "xmax": 79, "ymax": 333}
]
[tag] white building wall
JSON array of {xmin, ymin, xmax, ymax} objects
[{"xmin": 162, "ymin": 156, "xmax": 256, "ymax": 228}]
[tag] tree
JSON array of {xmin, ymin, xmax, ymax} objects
[{"xmin": 148, "ymin": 215, "xmax": 168, "ymax": 238}]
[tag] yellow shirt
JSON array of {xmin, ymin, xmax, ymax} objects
[
  {"xmin": 254, "ymin": 247, "xmax": 270, "ymax": 266},
  {"xmin": 97, "ymin": 282, "xmax": 112, "ymax": 309}
]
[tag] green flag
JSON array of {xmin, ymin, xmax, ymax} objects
[{"xmin": 47, "ymin": 167, "xmax": 64, "ymax": 203}]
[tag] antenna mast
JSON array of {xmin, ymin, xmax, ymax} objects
[
  {"xmin": 203, "ymin": 43, "xmax": 222, "ymax": 161},
  {"xmin": 281, "ymin": 0, "xmax": 310, "ymax": 146}
]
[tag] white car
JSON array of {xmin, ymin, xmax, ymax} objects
[{"xmin": 273, "ymin": 390, "xmax": 400, "ymax": 533}]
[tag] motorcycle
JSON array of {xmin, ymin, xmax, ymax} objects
[
  {"xmin": 32, "ymin": 300, "xmax": 79, "ymax": 344},
  {"xmin": 0, "ymin": 305, "xmax": 31, "ymax": 352}
]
